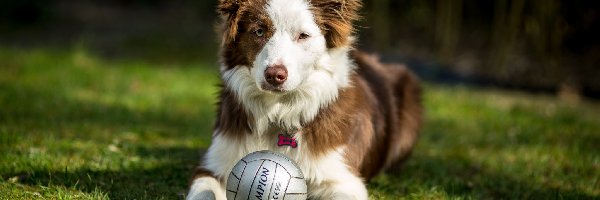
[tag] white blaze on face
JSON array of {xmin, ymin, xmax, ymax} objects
[
  {"xmin": 253, "ymin": 0, "xmax": 327, "ymax": 92},
  {"xmin": 222, "ymin": 0, "xmax": 354, "ymax": 132}
]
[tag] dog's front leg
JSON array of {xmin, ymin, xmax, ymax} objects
[
  {"xmin": 309, "ymin": 159, "xmax": 369, "ymax": 200},
  {"xmin": 329, "ymin": 178, "xmax": 369, "ymax": 200},
  {"xmin": 187, "ymin": 168, "xmax": 226, "ymax": 200},
  {"xmin": 187, "ymin": 134, "xmax": 243, "ymax": 200}
]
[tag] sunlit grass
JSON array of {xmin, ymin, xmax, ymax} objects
[
  {"xmin": 1, "ymin": 47, "xmax": 598, "ymax": 199},
  {"xmin": 0, "ymin": 47, "xmax": 218, "ymax": 199},
  {"xmin": 369, "ymin": 85, "xmax": 600, "ymax": 199}
]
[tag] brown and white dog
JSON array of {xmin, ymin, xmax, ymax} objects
[{"xmin": 187, "ymin": 0, "xmax": 422, "ymax": 199}]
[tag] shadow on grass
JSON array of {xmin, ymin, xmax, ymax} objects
[
  {"xmin": 3, "ymin": 147, "xmax": 206, "ymax": 199},
  {"xmin": 379, "ymin": 115, "xmax": 599, "ymax": 199},
  {"xmin": 0, "ymin": 81, "xmax": 214, "ymax": 198},
  {"xmin": 384, "ymin": 154, "xmax": 597, "ymax": 199}
]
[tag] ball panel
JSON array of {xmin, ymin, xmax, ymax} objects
[
  {"xmin": 284, "ymin": 177, "xmax": 307, "ymax": 194},
  {"xmin": 230, "ymin": 160, "xmax": 246, "ymax": 179},
  {"xmin": 226, "ymin": 191, "xmax": 236, "ymax": 200},
  {"xmin": 248, "ymin": 160, "xmax": 277, "ymax": 200},
  {"xmin": 226, "ymin": 159, "xmax": 246, "ymax": 193},
  {"xmin": 247, "ymin": 151, "xmax": 305, "ymax": 178},
  {"xmin": 267, "ymin": 164, "xmax": 291, "ymax": 200},
  {"xmin": 226, "ymin": 172, "xmax": 240, "ymax": 193},
  {"xmin": 235, "ymin": 160, "xmax": 264, "ymax": 200},
  {"xmin": 275, "ymin": 160, "xmax": 303, "ymax": 179}
]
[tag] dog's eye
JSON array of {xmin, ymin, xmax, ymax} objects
[
  {"xmin": 255, "ymin": 28, "xmax": 264, "ymax": 37},
  {"xmin": 298, "ymin": 32, "xmax": 310, "ymax": 40}
]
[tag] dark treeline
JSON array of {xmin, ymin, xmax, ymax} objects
[
  {"xmin": 361, "ymin": 0, "xmax": 600, "ymax": 98},
  {"xmin": 1, "ymin": 0, "xmax": 598, "ymax": 97}
]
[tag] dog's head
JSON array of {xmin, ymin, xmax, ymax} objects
[{"xmin": 217, "ymin": 0, "xmax": 361, "ymax": 94}]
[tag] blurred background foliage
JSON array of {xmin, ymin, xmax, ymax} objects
[{"xmin": 0, "ymin": 0, "xmax": 599, "ymax": 99}]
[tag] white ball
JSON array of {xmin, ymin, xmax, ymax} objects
[{"xmin": 226, "ymin": 150, "xmax": 307, "ymax": 200}]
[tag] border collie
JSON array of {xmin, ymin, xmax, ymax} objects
[{"xmin": 187, "ymin": 0, "xmax": 422, "ymax": 199}]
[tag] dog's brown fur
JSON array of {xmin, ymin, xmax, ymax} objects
[{"xmin": 309, "ymin": 0, "xmax": 362, "ymax": 48}]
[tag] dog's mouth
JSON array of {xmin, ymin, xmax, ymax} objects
[{"xmin": 260, "ymin": 82, "xmax": 286, "ymax": 93}]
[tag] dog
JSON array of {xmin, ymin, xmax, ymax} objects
[{"xmin": 187, "ymin": 0, "xmax": 422, "ymax": 199}]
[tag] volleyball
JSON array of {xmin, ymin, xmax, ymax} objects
[{"xmin": 226, "ymin": 150, "xmax": 307, "ymax": 200}]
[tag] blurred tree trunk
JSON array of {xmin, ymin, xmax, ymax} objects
[
  {"xmin": 435, "ymin": 0, "xmax": 462, "ymax": 63},
  {"xmin": 527, "ymin": 0, "xmax": 573, "ymax": 97},
  {"xmin": 489, "ymin": 0, "xmax": 525, "ymax": 80},
  {"xmin": 371, "ymin": 0, "xmax": 391, "ymax": 50},
  {"xmin": 537, "ymin": 0, "xmax": 569, "ymax": 88}
]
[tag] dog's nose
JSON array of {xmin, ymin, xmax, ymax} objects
[{"xmin": 264, "ymin": 64, "xmax": 288, "ymax": 86}]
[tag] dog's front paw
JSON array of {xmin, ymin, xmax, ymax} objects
[
  {"xmin": 331, "ymin": 192, "xmax": 358, "ymax": 200},
  {"xmin": 187, "ymin": 177, "xmax": 226, "ymax": 200},
  {"xmin": 187, "ymin": 190, "xmax": 216, "ymax": 200}
]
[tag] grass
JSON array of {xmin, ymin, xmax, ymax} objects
[{"xmin": 0, "ymin": 46, "xmax": 598, "ymax": 199}]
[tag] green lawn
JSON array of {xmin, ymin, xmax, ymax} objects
[{"xmin": 1, "ymin": 47, "xmax": 598, "ymax": 199}]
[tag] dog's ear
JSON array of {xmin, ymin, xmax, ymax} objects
[
  {"xmin": 217, "ymin": 0, "xmax": 241, "ymax": 16},
  {"xmin": 310, "ymin": 0, "xmax": 362, "ymax": 48},
  {"xmin": 217, "ymin": 0, "xmax": 246, "ymax": 43}
]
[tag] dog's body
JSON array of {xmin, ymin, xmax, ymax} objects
[{"xmin": 187, "ymin": 0, "xmax": 421, "ymax": 199}]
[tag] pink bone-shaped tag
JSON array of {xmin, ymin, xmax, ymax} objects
[{"xmin": 277, "ymin": 134, "xmax": 298, "ymax": 148}]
